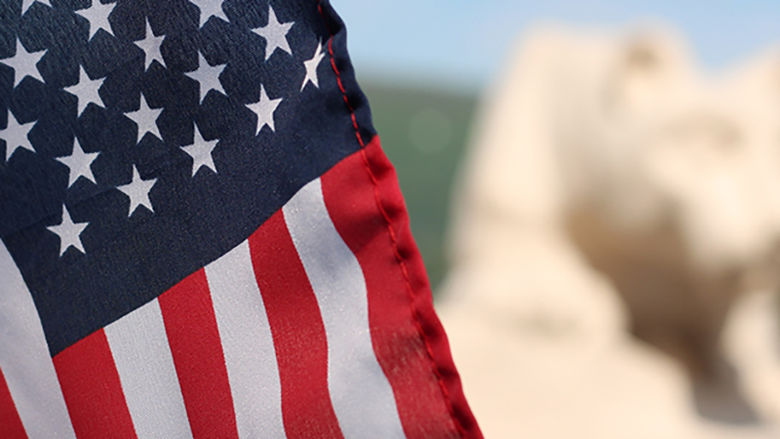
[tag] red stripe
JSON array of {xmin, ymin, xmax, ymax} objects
[
  {"xmin": 247, "ymin": 211, "xmax": 343, "ymax": 439},
  {"xmin": 0, "ymin": 368, "xmax": 27, "ymax": 439},
  {"xmin": 321, "ymin": 136, "xmax": 483, "ymax": 438},
  {"xmin": 53, "ymin": 329, "xmax": 136, "ymax": 439},
  {"xmin": 158, "ymin": 269, "xmax": 238, "ymax": 439}
]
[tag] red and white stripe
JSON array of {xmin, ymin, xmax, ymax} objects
[
  {"xmin": 283, "ymin": 179, "xmax": 405, "ymax": 438},
  {"xmin": 1, "ymin": 141, "xmax": 464, "ymax": 438},
  {"xmin": 205, "ymin": 241, "xmax": 285, "ymax": 438},
  {"xmin": 104, "ymin": 300, "xmax": 193, "ymax": 438},
  {"xmin": 0, "ymin": 243, "xmax": 76, "ymax": 439}
]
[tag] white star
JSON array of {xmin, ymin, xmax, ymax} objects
[
  {"xmin": 185, "ymin": 52, "xmax": 226, "ymax": 103},
  {"xmin": 64, "ymin": 66, "xmax": 105, "ymax": 116},
  {"xmin": 182, "ymin": 124, "xmax": 218, "ymax": 176},
  {"xmin": 1, "ymin": 39, "xmax": 45, "ymax": 87},
  {"xmin": 136, "ymin": 19, "xmax": 165, "ymax": 70},
  {"xmin": 76, "ymin": 0, "xmax": 116, "ymax": 39},
  {"xmin": 47, "ymin": 205, "xmax": 89, "ymax": 257},
  {"xmin": 301, "ymin": 41, "xmax": 325, "ymax": 91},
  {"xmin": 125, "ymin": 93, "xmax": 162, "ymax": 143},
  {"xmin": 117, "ymin": 165, "xmax": 157, "ymax": 216},
  {"xmin": 1, "ymin": 110, "xmax": 35, "ymax": 161},
  {"xmin": 22, "ymin": 0, "xmax": 51, "ymax": 14},
  {"xmin": 246, "ymin": 85, "xmax": 282, "ymax": 134},
  {"xmin": 189, "ymin": 0, "xmax": 229, "ymax": 28},
  {"xmin": 253, "ymin": 5, "xmax": 294, "ymax": 61},
  {"xmin": 57, "ymin": 138, "xmax": 99, "ymax": 187}
]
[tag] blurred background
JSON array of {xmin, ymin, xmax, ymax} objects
[
  {"xmin": 334, "ymin": 1, "xmax": 780, "ymax": 438},
  {"xmin": 335, "ymin": 0, "xmax": 780, "ymax": 289}
]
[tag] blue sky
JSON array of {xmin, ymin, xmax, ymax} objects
[{"xmin": 332, "ymin": 0, "xmax": 780, "ymax": 90}]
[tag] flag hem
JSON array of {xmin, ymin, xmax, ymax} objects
[{"xmin": 314, "ymin": 2, "xmax": 483, "ymax": 436}]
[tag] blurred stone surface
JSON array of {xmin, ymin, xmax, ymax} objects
[{"xmin": 439, "ymin": 27, "xmax": 780, "ymax": 438}]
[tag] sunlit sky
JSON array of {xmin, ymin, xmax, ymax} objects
[{"xmin": 333, "ymin": 0, "xmax": 780, "ymax": 90}]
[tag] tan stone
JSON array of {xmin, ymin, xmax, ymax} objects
[{"xmin": 439, "ymin": 27, "xmax": 780, "ymax": 438}]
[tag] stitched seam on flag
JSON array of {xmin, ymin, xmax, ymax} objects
[
  {"xmin": 357, "ymin": 144, "xmax": 465, "ymax": 438},
  {"xmin": 315, "ymin": 2, "xmax": 466, "ymax": 436},
  {"xmin": 316, "ymin": 3, "xmax": 365, "ymax": 149}
]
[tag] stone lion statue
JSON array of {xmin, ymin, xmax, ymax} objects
[{"xmin": 438, "ymin": 27, "xmax": 780, "ymax": 438}]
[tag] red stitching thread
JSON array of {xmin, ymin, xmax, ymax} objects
[{"xmin": 315, "ymin": 2, "xmax": 466, "ymax": 437}]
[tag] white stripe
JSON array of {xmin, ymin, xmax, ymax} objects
[
  {"xmin": 283, "ymin": 178, "xmax": 406, "ymax": 439},
  {"xmin": 105, "ymin": 299, "xmax": 192, "ymax": 439},
  {"xmin": 206, "ymin": 241, "xmax": 286, "ymax": 439},
  {"xmin": 0, "ymin": 243, "xmax": 76, "ymax": 439}
]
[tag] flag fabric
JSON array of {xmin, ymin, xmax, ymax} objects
[{"xmin": 0, "ymin": 0, "xmax": 481, "ymax": 438}]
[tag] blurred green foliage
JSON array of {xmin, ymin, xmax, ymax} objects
[{"xmin": 361, "ymin": 81, "xmax": 478, "ymax": 290}]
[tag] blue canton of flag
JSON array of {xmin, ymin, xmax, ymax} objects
[{"xmin": 0, "ymin": 0, "xmax": 356, "ymax": 355}]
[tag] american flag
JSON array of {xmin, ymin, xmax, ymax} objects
[{"xmin": 0, "ymin": 0, "xmax": 481, "ymax": 437}]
